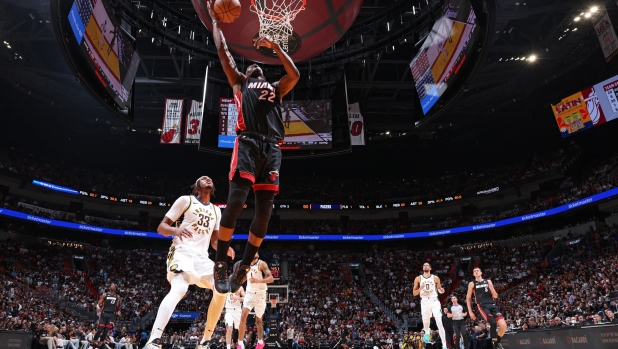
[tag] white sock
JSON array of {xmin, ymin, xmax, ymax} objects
[
  {"xmin": 240, "ymin": 340, "xmax": 245, "ymax": 349},
  {"xmin": 147, "ymin": 274, "xmax": 189, "ymax": 343},
  {"xmin": 258, "ymin": 339, "xmax": 264, "ymax": 344},
  {"xmin": 227, "ymin": 345, "xmax": 231, "ymax": 349}
]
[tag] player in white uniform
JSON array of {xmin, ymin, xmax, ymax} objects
[
  {"xmin": 412, "ymin": 262, "xmax": 447, "ymax": 349},
  {"xmin": 225, "ymin": 286, "xmax": 245, "ymax": 349},
  {"xmin": 237, "ymin": 254, "xmax": 274, "ymax": 349},
  {"xmin": 145, "ymin": 176, "xmax": 234, "ymax": 349}
]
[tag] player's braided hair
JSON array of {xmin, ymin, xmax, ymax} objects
[{"xmin": 191, "ymin": 176, "xmax": 216, "ymax": 197}]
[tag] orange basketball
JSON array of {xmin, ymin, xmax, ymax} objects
[{"xmin": 213, "ymin": 0, "xmax": 242, "ymax": 23}]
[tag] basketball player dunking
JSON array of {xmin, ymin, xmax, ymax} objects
[
  {"xmin": 237, "ymin": 254, "xmax": 274, "ymax": 349},
  {"xmin": 144, "ymin": 176, "xmax": 234, "ymax": 349},
  {"xmin": 412, "ymin": 262, "xmax": 448, "ymax": 349},
  {"xmin": 205, "ymin": 0, "xmax": 300, "ymax": 295},
  {"xmin": 466, "ymin": 267, "xmax": 505, "ymax": 349},
  {"xmin": 225, "ymin": 286, "xmax": 245, "ymax": 349},
  {"xmin": 92, "ymin": 283, "xmax": 121, "ymax": 349}
]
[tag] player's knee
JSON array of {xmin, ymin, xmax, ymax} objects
[{"xmin": 250, "ymin": 193, "xmax": 274, "ymax": 238}]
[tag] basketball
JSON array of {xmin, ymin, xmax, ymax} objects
[{"xmin": 213, "ymin": 0, "xmax": 241, "ymax": 23}]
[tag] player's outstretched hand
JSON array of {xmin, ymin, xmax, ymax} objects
[
  {"xmin": 227, "ymin": 247, "xmax": 235, "ymax": 259},
  {"xmin": 174, "ymin": 227, "xmax": 193, "ymax": 241},
  {"xmin": 470, "ymin": 312, "xmax": 476, "ymax": 320},
  {"xmin": 206, "ymin": 0, "xmax": 219, "ymax": 22},
  {"xmin": 438, "ymin": 287, "xmax": 445, "ymax": 294},
  {"xmin": 253, "ymin": 36, "xmax": 279, "ymax": 50}
]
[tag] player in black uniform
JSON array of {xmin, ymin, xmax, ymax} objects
[
  {"xmin": 466, "ymin": 267, "xmax": 505, "ymax": 349},
  {"xmin": 205, "ymin": 0, "xmax": 300, "ymax": 294},
  {"xmin": 92, "ymin": 283, "xmax": 121, "ymax": 348}
]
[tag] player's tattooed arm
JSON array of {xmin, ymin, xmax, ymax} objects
[
  {"xmin": 207, "ymin": 0, "xmax": 245, "ymax": 91},
  {"xmin": 412, "ymin": 276, "xmax": 421, "ymax": 296},
  {"xmin": 250, "ymin": 261, "xmax": 274, "ymax": 284},
  {"xmin": 158, "ymin": 217, "xmax": 192, "ymax": 241}
]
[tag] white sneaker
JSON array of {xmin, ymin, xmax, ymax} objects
[
  {"xmin": 143, "ymin": 339, "xmax": 162, "ymax": 349},
  {"xmin": 197, "ymin": 339, "xmax": 212, "ymax": 349}
]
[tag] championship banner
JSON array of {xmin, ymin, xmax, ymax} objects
[
  {"xmin": 160, "ymin": 98, "xmax": 184, "ymax": 144},
  {"xmin": 184, "ymin": 100, "xmax": 204, "ymax": 144},
  {"xmin": 347, "ymin": 102, "xmax": 366, "ymax": 145},
  {"xmin": 593, "ymin": 5, "xmax": 618, "ymax": 62},
  {"xmin": 551, "ymin": 91, "xmax": 594, "ymax": 138}
]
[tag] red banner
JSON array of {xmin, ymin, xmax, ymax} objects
[
  {"xmin": 160, "ymin": 98, "xmax": 184, "ymax": 144},
  {"xmin": 184, "ymin": 100, "xmax": 203, "ymax": 144}
]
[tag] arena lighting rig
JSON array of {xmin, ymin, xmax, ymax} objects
[{"xmin": 113, "ymin": 0, "xmax": 439, "ymax": 69}]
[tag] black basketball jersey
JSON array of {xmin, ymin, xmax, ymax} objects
[
  {"xmin": 473, "ymin": 279, "xmax": 494, "ymax": 305},
  {"xmin": 102, "ymin": 293, "xmax": 118, "ymax": 313},
  {"xmin": 235, "ymin": 77, "xmax": 284, "ymax": 141}
]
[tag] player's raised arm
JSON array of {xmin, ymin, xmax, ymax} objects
[
  {"xmin": 254, "ymin": 37, "xmax": 300, "ymax": 98},
  {"xmin": 207, "ymin": 0, "xmax": 244, "ymax": 89},
  {"xmin": 434, "ymin": 275, "xmax": 445, "ymax": 294},
  {"xmin": 96, "ymin": 293, "xmax": 106, "ymax": 313},
  {"xmin": 412, "ymin": 276, "xmax": 421, "ymax": 297},
  {"xmin": 466, "ymin": 282, "xmax": 476, "ymax": 320}
]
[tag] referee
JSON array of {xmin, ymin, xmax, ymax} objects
[{"xmin": 446, "ymin": 295, "xmax": 469, "ymax": 349}]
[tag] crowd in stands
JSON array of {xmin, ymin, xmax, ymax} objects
[{"xmin": 2, "ymin": 219, "xmax": 617, "ymax": 349}]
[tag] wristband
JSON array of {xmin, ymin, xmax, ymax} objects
[{"xmin": 212, "ymin": 20, "xmax": 219, "ymax": 25}]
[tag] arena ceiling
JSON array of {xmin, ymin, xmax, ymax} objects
[{"xmin": 0, "ymin": 0, "xmax": 617, "ymax": 159}]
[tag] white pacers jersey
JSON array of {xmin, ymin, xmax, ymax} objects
[
  {"xmin": 419, "ymin": 274, "xmax": 438, "ymax": 299},
  {"xmin": 165, "ymin": 195, "xmax": 221, "ymax": 255},
  {"xmin": 226, "ymin": 291, "xmax": 243, "ymax": 309},
  {"xmin": 246, "ymin": 260, "xmax": 267, "ymax": 293}
]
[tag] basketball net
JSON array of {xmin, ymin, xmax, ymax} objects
[
  {"xmin": 269, "ymin": 298, "xmax": 278, "ymax": 309},
  {"xmin": 250, "ymin": 0, "xmax": 306, "ymax": 52}
]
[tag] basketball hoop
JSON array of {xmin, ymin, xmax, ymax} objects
[
  {"xmin": 269, "ymin": 298, "xmax": 278, "ymax": 309},
  {"xmin": 250, "ymin": 0, "xmax": 306, "ymax": 53}
]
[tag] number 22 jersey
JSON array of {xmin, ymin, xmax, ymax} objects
[
  {"xmin": 235, "ymin": 77, "xmax": 284, "ymax": 140},
  {"xmin": 165, "ymin": 195, "xmax": 221, "ymax": 255}
]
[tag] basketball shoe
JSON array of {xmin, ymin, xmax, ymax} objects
[
  {"xmin": 144, "ymin": 338, "xmax": 162, "ymax": 349},
  {"xmin": 229, "ymin": 261, "xmax": 250, "ymax": 293},
  {"xmin": 214, "ymin": 261, "xmax": 229, "ymax": 293},
  {"xmin": 197, "ymin": 339, "xmax": 212, "ymax": 349}
]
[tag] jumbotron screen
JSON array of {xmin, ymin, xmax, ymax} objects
[
  {"xmin": 218, "ymin": 99, "xmax": 332, "ymax": 150},
  {"xmin": 410, "ymin": 0, "xmax": 479, "ymax": 114},
  {"xmin": 67, "ymin": 0, "xmax": 140, "ymax": 109}
]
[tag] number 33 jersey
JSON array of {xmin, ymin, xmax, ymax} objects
[
  {"xmin": 235, "ymin": 77, "xmax": 284, "ymax": 141},
  {"xmin": 165, "ymin": 195, "xmax": 221, "ymax": 255}
]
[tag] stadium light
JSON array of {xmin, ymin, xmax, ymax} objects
[
  {"xmin": 574, "ymin": 16, "xmax": 580, "ymax": 21},
  {"xmin": 585, "ymin": 12, "xmax": 591, "ymax": 18},
  {"xmin": 591, "ymin": 6, "xmax": 598, "ymax": 13},
  {"xmin": 528, "ymin": 55, "xmax": 537, "ymax": 62}
]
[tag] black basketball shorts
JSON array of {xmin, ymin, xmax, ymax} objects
[
  {"xmin": 98, "ymin": 312, "xmax": 116, "ymax": 328},
  {"xmin": 229, "ymin": 134, "xmax": 282, "ymax": 193},
  {"xmin": 477, "ymin": 303, "xmax": 504, "ymax": 322}
]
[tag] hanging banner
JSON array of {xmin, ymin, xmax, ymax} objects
[
  {"xmin": 347, "ymin": 102, "xmax": 366, "ymax": 145},
  {"xmin": 184, "ymin": 100, "xmax": 204, "ymax": 144},
  {"xmin": 160, "ymin": 98, "xmax": 184, "ymax": 144},
  {"xmin": 593, "ymin": 5, "xmax": 618, "ymax": 62}
]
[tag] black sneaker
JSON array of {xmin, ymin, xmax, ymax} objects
[
  {"xmin": 493, "ymin": 341, "xmax": 504, "ymax": 349},
  {"xmin": 229, "ymin": 261, "xmax": 250, "ymax": 293},
  {"xmin": 214, "ymin": 261, "xmax": 229, "ymax": 293}
]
